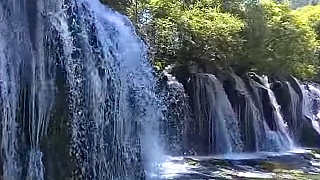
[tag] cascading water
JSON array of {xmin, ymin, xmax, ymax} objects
[
  {"xmin": 190, "ymin": 73, "xmax": 243, "ymax": 154},
  {"xmin": 153, "ymin": 71, "xmax": 320, "ymax": 179},
  {"xmin": 0, "ymin": 15, "xmax": 21, "ymax": 179},
  {"xmin": 2, "ymin": 0, "xmax": 320, "ymax": 179},
  {"xmin": 247, "ymin": 78, "xmax": 275, "ymax": 151},
  {"xmin": 185, "ymin": 72, "xmax": 297, "ymax": 154},
  {"xmin": 160, "ymin": 66, "xmax": 191, "ymax": 155},
  {"xmin": 55, "ymin": 0, "xmax": 166, "ymax": 179},
  {"xmin": 260, "ymin": 76, "xmax": 295, "ymax": 150},
  {"xmin": 228, "ymin": 73, "xmax": 271, "ymax": 152},
  {"xmin": 0, "ymin": 0, "xmax": 164, "ymax": 179},
  {"xmin": 1, "ymin": 1, "xmax": 56, "ymax": 179},
  {"xmin": 286, "ymin": 82, "xmax": 300, "ymax": 136},
  {"xmin": 224, "ymin": 73, "xmax": 294, "ymax": 152},
  {"xmin": 302, "ymin": 83, "xmax": 320, "ymax": 134}
]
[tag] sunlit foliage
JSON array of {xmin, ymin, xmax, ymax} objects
[{"xmin": 101, "ymin": 0, "xmax": 320, "ymax": 80}]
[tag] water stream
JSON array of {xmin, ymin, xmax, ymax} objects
[{"xmin": 0, "ymin": 0, "xmax": 320, "ymax": 179}]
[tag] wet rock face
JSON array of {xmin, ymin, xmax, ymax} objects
[
  {"xmin": 1, "ymin": 0, "xmax": 153, "ymax": 179},
  {"xmin": 156, "ymin": 69, "xmax": 191, "ymax": 156},
  {"xmin": 270, "ymin": 76, "xmax": 303, "ymax": 140},
  {"xmin": 311, "ymin": 98, "xmax": 320, "ymax": 115},
  {"xmin": 41, "ymin": 65, "xmax": 75, "ymax": 180},
  {"xmin": 259, "ymin": 86, "xmax": 278, "ymax": 131},
  {"xmin": 172, "ymin": 66, "xmax": 320, "ymax": 153},
  {"xmin": 184, "ymin": 75, "xmax": 212, "ymax": 155},
  {"xmin": 300, "ymin": 117, "xmax": 320, "ymax": 148},
  {"xmin": 26, "ymin": 0, "xmax": 38, "ymax": 47},
  {"xmin": 171, "ymin": 61, "xmax": 320, "ymax": 157},
  {"xmin": 245, "ymin": 76, "xmax": 278, "ymax": 133},
  {"xmin": 270, "ymin": 76, "xmax": 320, "ymax": 148},
  {"xmin": 222, "ymin": 75, "xmax": 256, "ymax": 152},
  {"xmin": 271, "ymin": 80, "xmax": 292, "ymax": 127},
  {"xmin": 184, "ymin": 73, "xmax": 245, "ymax": 155}
]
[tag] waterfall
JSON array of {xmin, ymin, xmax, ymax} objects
[
  {"xmin": 286, "ymin": 80, "xmax": 303, "ymax": 138},
  {"xmin": 228, "ymin": 73, "xmax": 267, "ymax": 151},
  {"xmin": 1, "ymin": 1, "xmax": 56, "ymax": 179},
  {"xmin": 2, "ymin": 0, "xmax": 320, "ymax": 179},
  {"xmin": 302, "ymin": 84, "xmax": 320, "ymax": 134},
  {"xmin": 0, "ymin": 0, "xmax": 164, "ymax": 179},
  {"xmin": 190, "ymin": 73, "xmax": 243, "ymax": 154},
  {"xmin": 0, "ymin": 20, "xmax": 20, "ymax": 179},
  {"xmin": 225, "ymin": 73, "xmax": 293, "ymax": 152},
  {"xmin": 55, "ymin": 0, "xmax": 164, "ymax": 179},
  {"xmin": 160, "ymin": 66, "xmax": 191, "ymax": 155},
  {"xmin": 184, "ymin": 72, "xmax": 299, "ymax": 154},
  {"xmin": 246, "ymin": 78, "xmax": 280, "ymax": 151},
  {"xmin": 260, "ymin": 76, "xmax": 295, "ymax": 150}
]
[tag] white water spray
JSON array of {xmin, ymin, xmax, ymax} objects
[{"xmin": 261, "ymin": 76, "xmax": 295, "ymax": 149}]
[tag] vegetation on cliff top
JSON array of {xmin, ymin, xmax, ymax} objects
[{"xmin": 101, "ymin": 0, "xmax": 320, "ymax": 80}]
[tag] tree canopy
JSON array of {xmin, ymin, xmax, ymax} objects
[{"xmin": 102, "ymin": 0, "xmax": 320, "ymax": 80}]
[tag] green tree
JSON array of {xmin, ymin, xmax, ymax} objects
[
  {"xmin": 236, "ymin": 0, "xmax": 319, "ymax": 79},
  {"xmin": 294, "ymin": 5, "xmax": 320, "ymax": 40},
  {"xmin": 294, "ymin": 5, "xmax": 320, "ymax": 79},
  {"xmin": 101, "ymin": 0, "xmax": 320, "ymax": 80},
  {"xmin": 139, "ymin": 0, "xmax": 244, "ymax": 70}
]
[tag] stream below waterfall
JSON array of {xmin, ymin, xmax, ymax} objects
[{"xmin": 153, "ymin": 149, "xmax": 320, "ymax": 180}]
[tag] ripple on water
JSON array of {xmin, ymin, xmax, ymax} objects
[{"xmin": 154, "ymin": 149, "xmax": 320, "ymax": 179}]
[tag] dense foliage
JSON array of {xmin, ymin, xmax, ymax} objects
[
  {"xmin": 101, "ymin": 0, "xmax": 320, "ymax": 80},
  {"xmin": 239, "ymin": 1, "xmax": 319, "ymax": 79}
]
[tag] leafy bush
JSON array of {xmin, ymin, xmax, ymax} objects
[{"xmin": 102, "ymin": 0, "xmax": 320, "ymax": 80}]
